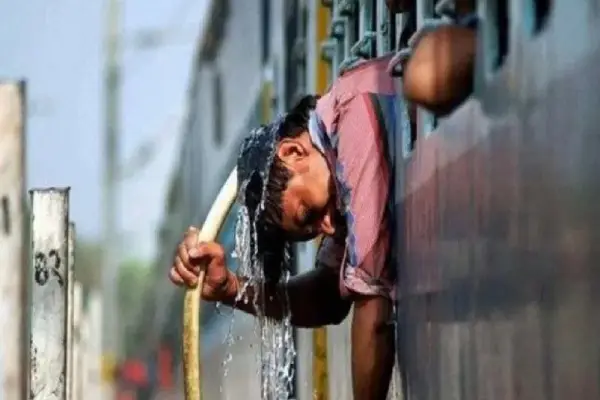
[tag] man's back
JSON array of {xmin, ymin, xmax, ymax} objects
[{"xmin": 309, "ymin": 55, "xmax": 400, "ymax": 299}]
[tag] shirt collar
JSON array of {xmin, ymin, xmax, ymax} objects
[
  {"xmin": 307, "ymin": 110, "xmax": 326, "ymax": 153},
  {"xmin": 307, "ymin": 110, "xmax": 346, "ymax": 213}
]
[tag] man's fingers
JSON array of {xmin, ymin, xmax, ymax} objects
[
  {"xmin": 184, "ymin": 228, "xmax": 199, "ymax": 248},
  {"xmin": 188, "ymin": 241, "xmax": 224, "ymax": 261},
  {"xmin": 169, "ymin": 267, "xmax": 184, "ymax": 286},
  {"xmin": 175, "ymin": 258, "xmax": 198, "ymax": 287},
  {"xmin": 177, "ymin": 243, "xmax": 190, "ymax": 266},
  {"xmin": 387, "ymin": 47, "xmax": 413, "ymax": 76}
]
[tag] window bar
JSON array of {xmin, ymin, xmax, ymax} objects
[
  {"xmin": 340, "ymin": 0, "xmax": 379, "ymax": 72},
  {"xmin": 339, "ymin": 0, "xmax": 358, "ymax": 73},
  {"xmin": 327, "ymin": 0, "xmax": 346, "ymax": 78},
  {"xmin": 376, "ymin": 0, "xmax": 392, "ymax": 55}
]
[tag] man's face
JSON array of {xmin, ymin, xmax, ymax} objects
[{"xmin": 276, "ymin": 131, "xmax": 337, "ymax": 241}]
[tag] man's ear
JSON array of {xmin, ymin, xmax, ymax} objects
[
  {"xmin": 277, "ymin": 139, "xmax": 307, "ymax": 163},
  {"xmin": 319, "ymin": 212, "xmax": 336, "ymax": 236}
]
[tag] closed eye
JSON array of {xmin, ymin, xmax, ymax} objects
[
  {"xmin": 295, "ymin": 205, "xmax": 309, "ymax": 226},
  {"xmin": 297, "ymin": 206, "xmax": 320, "ymax": 227}
]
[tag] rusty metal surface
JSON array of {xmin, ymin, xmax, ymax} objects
[{"xmin": 394, "ymin": 9, "xmax": 600, "ymax": 400}]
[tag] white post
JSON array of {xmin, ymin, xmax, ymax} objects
[
  {"xmin": 72, "ymin": 283, "xmax": 84, "ymax": 400},
  {"xmin": 66, "ymin": 223, "xmax": 76, "ymax": 400},
  {"xmin": 87, "ymin": 291, "xmax": 103, "ymax": 400},
  {"xmin": 0, "ymin": 81, "xmax": 27, "ymax": 400},
  {"xmin": 79, "ymin": 311, "xmax": 91, "ymax": 399},
  {"xmin": 29, "ymin": 188, "xmax": 71, "ymax": 400}
]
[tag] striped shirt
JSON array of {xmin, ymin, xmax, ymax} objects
[{"xmin": 308, "ymin": 55, "xmax": 401, "ymax": 299}]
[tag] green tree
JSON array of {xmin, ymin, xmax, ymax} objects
[
  {"xmin": 73, "ymin": 240, "xmax": 103, "ymax": 294},
  {"xmin": 118, "ymin": 258, "xmax": 152, "ymax": 355}
]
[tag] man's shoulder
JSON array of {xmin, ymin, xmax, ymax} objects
[
  {"xmin": 315, "ymin": 55, "xmax": 396, "ymax": 113},
  {"xmin": 339, "ymin": 54, "xmax": 395, "ymax": 78},
  {"xmin": 335, "ymin": 54, "xmax": 397, "ymax": 98}
]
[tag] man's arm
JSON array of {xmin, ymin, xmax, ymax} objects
[
  {"xmin": 222, "ymin": 262, "xmax": 351, "ymax": 328},
  {"xmin": 334, "ymin": 92, "xmax": 398, "ymax": 398},
  {"xmin": 351, "ymin": 295, "xmax": 395, "ymax": 400}
]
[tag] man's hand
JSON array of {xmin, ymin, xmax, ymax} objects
[{"xmin": 168, "ymin": 227, "xmax": 238, "ymax": 302}]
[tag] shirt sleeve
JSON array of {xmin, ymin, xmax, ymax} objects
[
  {"xmin": 334, "ymin": 93, "xmax": 393, "ymax": 298},
  {"xmin": 315, "ymin": 235, "xmax": 346, "ymax": 271}
]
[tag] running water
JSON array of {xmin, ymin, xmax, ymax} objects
[{"xmin": 220, "ymin": 122, "xmax": 297, "ymax": 400}]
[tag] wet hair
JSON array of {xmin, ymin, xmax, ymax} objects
[{"xmin": 247, "ymin": 94, "xmax": 319, "ymax": 238}]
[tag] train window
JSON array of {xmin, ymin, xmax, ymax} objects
[
  {"xmin": 213, "ymin": 69, "xmax": 224, "ymax": 145},
  {"xmin": 398, "ymin": 8, "xmax": 416, "ymax": 48},
  {"xmin": 493, "ymin": 0, "xmax": 509, "ymax": 70},
  {"xmin": 375, "ymin": 0, "xmax": 395, "ymax": 54},
  {"xmin": 285, "ymin": 0, "xmax": 308, "ymax": 108},
  {"xmin": 403, "ymin": 103, "xmax": 418, "ymax": 156},
  {"xmin": 423, "ymin": 112, "xmax": 438, "ymax": 134},
  {"xmin": 409, "ymin": 117, "xmax": 417, "ymax": 152},
  {"xmin": 261, "ymin": 0, "xmax": 271, "ymax": 64},
  {"xmin": 484, "ymin": 0, "xmax": 510, "ymax": 73},
  {"xmin": 416, "ymin": 0, "xmax": 437, "ymax": 138},
  {"xmin": 524, "ymin": 0, "xmax": 551, "ymax": 35},
  {"xmin": 394, "ymin": 12, "xmax": 417, "ymax": 157}
]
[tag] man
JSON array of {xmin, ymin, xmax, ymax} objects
[{"xmin": 170, "ymin": 55, "xmax": 400, "ymax": 399}]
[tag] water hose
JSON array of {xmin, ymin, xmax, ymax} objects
[{"xmin": 183, "ymin": 168, "xmax": 238, "ymax": 400}]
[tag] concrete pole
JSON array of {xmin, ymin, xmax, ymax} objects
[
  {"xmin": 29, "ymin": 188, "xmax": 71, "ymax": 400},
  {"xmin": 72, "ymin": 282, "xmax": 84, "ymax": 400},
  {"xmin": 66, "ymin": 223, "xmax": 76, "ymax": 400},
  {"xmin": 0, "ymin": 81, "xmax": 27, "ymax": 400},
  {"xmin": 88, "ymin": 292, "xmax": 104, "ymax": 400},
  {"xmin": 80, "ymin": 311, "xmax": 91, "ymax": 399}
]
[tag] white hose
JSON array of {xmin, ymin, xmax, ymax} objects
[{"xmin": 182, "ymin": 168, "xmax": 238, "ymax": 400}]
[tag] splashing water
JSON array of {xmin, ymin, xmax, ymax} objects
[
  {"xmin": 220, "ymin": 121, "xmax": 297, "ymax": 399},
  {"xmin": 237, "ymin": 199, "xmax": 296, "ymax": 399}
]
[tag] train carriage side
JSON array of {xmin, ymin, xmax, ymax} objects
[{"xmin": 395, "ymin": 1, "xmax": 600, "ymax": 399}]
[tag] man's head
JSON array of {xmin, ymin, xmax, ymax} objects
[{"xmin": 245, "ymin": 95, "xmax": 337, "ymax": 242}]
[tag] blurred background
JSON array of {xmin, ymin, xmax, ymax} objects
[{"xmin": 0, "ymin": 0, "xmax": 211, "ymax": 398}]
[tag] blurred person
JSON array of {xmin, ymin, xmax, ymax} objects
[
  {"xmin": 400, "ymin": 0, "xmax": 478, "ymax": 116},
  {"xmin": 169, "ymin": 55, "xmax": 401, "ymax": 400},
  {"xmin": 388, "ymin": 0, "xmax": 478, "ymax": 116}
]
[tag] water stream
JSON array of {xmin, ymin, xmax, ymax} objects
[{"xmin": 219, "ymin": 128, "xmax": 297, "ymax": 399}]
